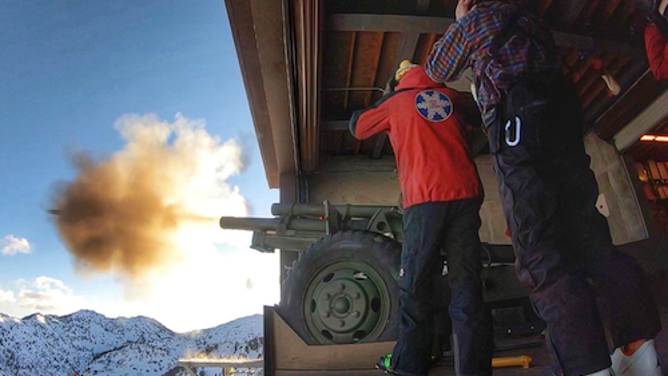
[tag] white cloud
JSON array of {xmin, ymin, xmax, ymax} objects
[
  {"xmin": 0, "ymin": 245, "xmax": 280, "ymax": 331},
  {"xmin": 0, "ymin": 277, "xmax": 87, "ymax": 316},
  {"xmin": 0, "ymin": 289, "xmax": 15, "ymax": 303},
  {"xmin": 31, "ymin": 276, "xmax": 74, "ymax": 296},
  {"xmin": 1, "ymin": 235, "xmax": 31, "ymax": 256},
  {"xmin": 96, "ymin": 233, "xmax": 281, "ymax": 332}
]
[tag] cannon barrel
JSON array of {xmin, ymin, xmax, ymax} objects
[
  {"xmin": 270, "ymin": 203, "xmax": 401, "ymax": 218},
  {"xmin": 220, "ymin": 207, "xmax": 516, "ymax": 264},
  {"xmin": 219, "ymin": 216, "xmax": 326, "ymax": 232},
  {"xmin": 220, "ymin": 203, "xmax": 402, "ymax": 234}
]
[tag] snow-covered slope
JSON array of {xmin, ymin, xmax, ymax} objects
[{"xmin": 0, "ymin": 310, "xmax": 263, "ymax": 376}]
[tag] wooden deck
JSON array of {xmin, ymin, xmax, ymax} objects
[
  {"xmin": 431, "ymin": 272, "xmax": 668, "ymax": 376},
  {"xmin": 265, "ymin": 262, "xmax": 668, "ymax": 376}
]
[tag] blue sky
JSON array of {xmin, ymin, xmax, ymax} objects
[{"xmin": 0, "ymin": 0, "xmax": 280, "ymax": 332}]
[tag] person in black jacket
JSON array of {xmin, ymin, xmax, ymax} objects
[{"xmin": 425, "ymin": 1, "xmax": 663, "ymax": 375}]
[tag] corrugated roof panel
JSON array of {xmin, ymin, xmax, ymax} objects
[
  {"xmin": 374, "ymin": 32, "xmax": 403, "ymax": 93},
  {"xmin": 414, "ymin": 33, "xmax": 441, "ymax": 65},
  {"xmin": 347, "ymin": 31, "xmax": 385, "ymax": 111},
  {"xmin": 322, "ymin": 31, "xmax": 356, "ymax": 121}
]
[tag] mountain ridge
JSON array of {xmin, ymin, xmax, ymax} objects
[{"xmin": 0, "ymin": 310, "xmax": 263, "ymax": 376}]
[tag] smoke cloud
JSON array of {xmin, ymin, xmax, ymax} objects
[{"xmin": 51, "ymin": 113, "xmax": 248, "ymax": 282}]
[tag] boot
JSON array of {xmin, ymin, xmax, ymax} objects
[{"xmin": 611, "ymin": 339, "xmax": 663, "ymax": 376}]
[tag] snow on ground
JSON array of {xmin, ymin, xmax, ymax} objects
[{"xmin": 0, "ymin": 310, "xmax": 263, "ymax": 376}]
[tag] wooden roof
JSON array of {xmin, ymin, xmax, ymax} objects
[
  {"xmin": 317, "ymin": 0, "xmax": 656, "ymax": 166},
  {"xmin": 227, "ymin": 0, "xmax": 668, "ymax": 186}
]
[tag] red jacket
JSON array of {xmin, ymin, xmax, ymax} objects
[
  {"xmin": 646, "ymin": 24, "xmax": 668, "ymax": 80},
  {"xmin": 349, "ymin": 68, "xmax": 482, "ymax": 208}
]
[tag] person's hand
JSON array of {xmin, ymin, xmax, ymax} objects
[{"xmin": 456, "ymin": 0, "xmax": 474, "ymax": 21}]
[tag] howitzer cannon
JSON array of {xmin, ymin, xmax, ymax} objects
[
  {"xmin": 221, "ymin": 203, "xmax": 404, "ymax": 253},
  {"xmin": 220, "ymin": 202, "xmax": 532, "ymax": 346}
]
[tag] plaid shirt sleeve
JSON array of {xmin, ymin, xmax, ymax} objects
[{"xmin": 425, "ymin": 21, "xmax": 472, "ymax": 83}]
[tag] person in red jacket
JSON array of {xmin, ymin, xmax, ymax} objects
[
  {"xmin": 645, "ymin": 0, "xmax": 668, "ymax": 80},
  {"xmin": 350, "ymin": 61, "xmax": 493, "ymax": 376}
]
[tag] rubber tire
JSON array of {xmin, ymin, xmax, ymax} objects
[{"xmin": 280, "ymin": 230, "xmax": 401, "ymax": 345}]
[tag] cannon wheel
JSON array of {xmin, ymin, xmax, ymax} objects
[{"xmin": 280, "ymin": 230, "xmax": 401, "ymax": 345}]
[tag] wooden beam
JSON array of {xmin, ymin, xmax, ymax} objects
[
  {"xmin": 554, "ymin": 31, "xmax": 642, "ymax": 57},
  {"xmin": 367, "ymin": 32, "xmax": 419, "ymax": 159},
  {"xmin": 370, "ymin": 1, "xmax": 431, "ymax": 159},
  {"xmin": 601, "ymin": 0, "xmax": 625, "ymax": 26},
  {"xmin": 364, "ymin": 32, "xmax": 385, "ymax": 108},
  {"xmin": 393, "ymin": 0, "xmax": 431, "ymax": 67},
  {"xmin": 396, "ymin": 32, "xmax": 421, "ymax": 63},
  {"xmin": 295, "ymin": 0, "xmax": 323, "ymax": 172},
  {"xmin": 330, "ymin": 14, "xmax": 451, "ymax": 33},
  {"xmin": 348, "ymin": 32, "xmax": 385, "ymax": 110},
  {"xmin": 585, "ymin": 62, "xmax": 652, "ymax": 127},
  {"xmin": 417, "ymin": 0, "xmax": 431, "ymax": 13},
  {"xmin": 324, "ymin": 120, "xmax": 350, "ymax": 132},
  {"xmin": 540, "ymin": 0, "xmax": 557, "ymax": 17},
  {"xmin": 225, "ymin": 0, "xmax": 280, "ymax": 187},
  {"xmin": 343, "ymin": 32, "xmax": 357, "ymax": 111},
  {"xmin": 582, "ymin": 0, "xmax": 603, "ymax": 20},
  {"xmin": 559, "ymin": 0, "xmax": 588, "ymax": 25},
  {"xmin": 593, "ymin": 69, "xmax": 668, "ymax": 139},
  {"xmin": 329, "ymin": 14, "xmax": 645, "ymax": 57}
]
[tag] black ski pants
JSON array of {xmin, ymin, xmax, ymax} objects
[
  {"xmin": 487, "ymin": 71, "xmax": 661, "ymax": 376},
  {"xmin": 391, "ymin": 198, "xmax": 494, "ymax": 376}
]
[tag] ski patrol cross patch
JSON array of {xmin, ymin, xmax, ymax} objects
[{"xmin": 415, "ymin": 90, "xmax": 452, "ymax": 122}]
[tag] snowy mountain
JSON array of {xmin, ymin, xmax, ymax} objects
[{"xmin": 0, "ymin": 310, "xmax": 263, "ymax": 376}]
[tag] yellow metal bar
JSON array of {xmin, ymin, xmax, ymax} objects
[{"xmin": 492, "ymin": 355, "xmax": 533, "ymax": 369}]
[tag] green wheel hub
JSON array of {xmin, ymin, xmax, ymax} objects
[{"xmin": 303, "ymin": 261, "xmax": 391, "ymax": 344}]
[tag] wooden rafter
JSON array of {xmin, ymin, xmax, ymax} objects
[
  {"xmin": 601, "ymin": 0, "xmax": 626, "ymax": 25},
  {"xmin": 342, "ymin": 32, "xmax": 357, "ymax": 111},
  {"xmin": 369, "ymin": 0, "xmax": 433, "ymax": 159},
  {"xmin": 329, "ymin": 13, "xmax": 645, "ymax": 58},
  {"xmin": 539, "ymin": 0, "xmax": 557, "ymax": 17},
  {"xmin": 559, "ymin": 0, "xmax": 589, "ymax": 25}
]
